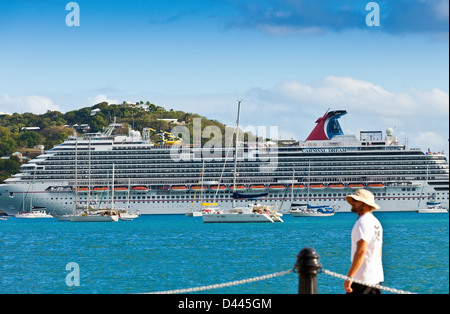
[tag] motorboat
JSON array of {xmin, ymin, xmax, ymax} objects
[
  {"xmin": 15, "ymin": 209, "xmax": 53, "ymax": 219},
  {"xmin": 290, "ymin": 203, "xmax": 335, "ymax": 217},
  {"xmin": 415, "ymin": 202, "xmax": 448, "ymax": 214},
  {"xmin": 202, "ymin": 204, "xmax": 276, "ymax": 223},
  {"xmin": 118, "ymin": 209, "xmax": 140, "ymax": 220}
]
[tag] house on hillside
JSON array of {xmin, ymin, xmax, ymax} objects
[{"xmin": 157, "ymin": 118, "xmax": 186, "ymax": 126}]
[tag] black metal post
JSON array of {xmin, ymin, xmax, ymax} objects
[{"xmin": 295, "ymin": 247, "xmax": 322, "ymax": 294}]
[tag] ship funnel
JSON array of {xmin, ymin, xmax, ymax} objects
[{"xmin": 305, "ymin": 110, "xmax": 347, "ymax": 141}]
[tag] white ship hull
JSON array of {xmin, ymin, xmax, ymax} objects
[
  {"xmin": 1, "ymin": 181, "xmax": 446, "ymax": 216},
  {"xmin": 70, "ymin": 215, "xmax": 119, "ymax": 222}
]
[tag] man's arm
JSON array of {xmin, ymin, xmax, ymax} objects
[{"xmin": 344, "ymin": 239, "xmax": 368, "ymax": 293}]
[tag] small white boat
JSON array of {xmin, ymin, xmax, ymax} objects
[
  {"xmin": 415, "ymin": 202, "xmax": 448, "ymax": 214},
  {"xmin": 289, "ymin": 203, "xmax": 335, "ymax": 217},
  {"xmin": 15, "ymin": 209, "xmax": 53, "ymax": 219},
  {"xmin": 270, "ymin": 212, "xmax": 284, "ymax": 222},
  {"xmin": 250, "ymin": 203, "xmax": 283, "ymax": 222},
  {"xmin": 187, "ymin": 202, "xmax": 223, "ymax": 217},
  {"xmin": 289, "ymin": 161, "xmax": 335, "ymax": 217},
  {"xmin": 69, "ymin": 209, "xmax": 119, "ymax": 222},
  {"xmin": 202, "ymin": 207, "xmax": 274, "ymax": 223},
  {"xmin": 202, "ymin": 202, "xmax": 282, "ymax": 223},
  {"xmin": 118, "ymin": 210, "xmax": 140, "ymax": 221}
]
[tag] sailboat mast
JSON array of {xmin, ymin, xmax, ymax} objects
[
  {"xmin": 291, "ymin": 168, "xmax": 295, "ymax": 204},
  {"xmin": 74, "ymin": 140, "xmax": 78, "ymax": 215},
  {"xmin": 111, "ymin": 163, "xmax": 115, "ymax": 209},
  {"xmin": 232, "ymin": 101, "xmax": 241, "ymax": 207},
  {"xmin": 307, "ymin": 161, "xmax": 311, "ymax": 204},
  {"xmin": 88, "ymin": 139, "xmax": 91, "ymax": 209}
]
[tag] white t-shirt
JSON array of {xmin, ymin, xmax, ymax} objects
[{"xmin": 351, "ymin": 212, "xmax": 384, "ymax": 284}]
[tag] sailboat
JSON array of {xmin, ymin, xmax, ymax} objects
[
  {"xmin": 202, "ymin": 101, "xmax": 283, "ymax": 223},
  {"xmin": 414, "ymin": 166, "xmax": 447, "ymax": 213},
  {"xmin": 70, "ymin": 162, "xmax": 119, "ymax": 222},
  {"xmin": 15, "ymin": 167, "xmax": 53, "ymax": 219},
  {"xmin": 118, "ymin": 179, "xmax": 141, "ymax": 220},
  {"xmin": 53, "ymin": 140, "xmax": 118, "ymax": 222},
  {"xmin": 186, "ymin": 160, "xmax": 224, "ymax": 217},
  {"xmin": 289, "ymin": 162, "xmax": 335, "ymax": 217}
]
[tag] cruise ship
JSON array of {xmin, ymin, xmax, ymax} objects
[{"xmin": 0, "ymin": 110, "xmax": 448, "ymax": 215}]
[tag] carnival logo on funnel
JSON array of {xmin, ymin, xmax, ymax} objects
[{"xmin": 305, "ymin": 110, "xmax": 347, "ymax": 141}]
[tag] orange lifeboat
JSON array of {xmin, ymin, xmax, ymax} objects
[
  {"xmin": 132, "ymin": 186, "xmax": 148, "ymax": 191},
  {"xmin": 368, "ymin": 183, "xmax": 384, "ymax": 189},
  {"xmin": 230, "ymin": 185, "xmax": 246, "ymax": 191},
  {"xmin": 93, "ymin": 187, "xmax": 108, "ymax": 191},
  {"xmin": 171, "ymin": 186, "xmax": 188, "ymax": 192},
  {"xmin": 249, "ymin": 185, "xmax": 266, "ymax": 191},
  {"xmin": 288, "ymin": 184, "xmax": 306, "ymax": 190},
  {"xmin": 309, "ymin": 184, "xmax": 325, "ymax": 190},
  {"xmin": 210, "ymin": 185, "xmax": 227, "ymax": 192},
  {"xmin": 348, "ymin": 183, "xmax": 365, "ymax": 189},
  {"xmin": 329, "ymin": 184, "xmax": 345, "ymax": 189},
  {"xmin": 190, "ymin": 186, "xmax": 207, "ymax": 191},
  {"xmin": 268, "ymin": 185, "xmax": 286, "ymax": 191}
]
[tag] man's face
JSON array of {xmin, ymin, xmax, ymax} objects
[{"xmin": 351, "ymin": 200, "xmax": 365, "ymax": 213}]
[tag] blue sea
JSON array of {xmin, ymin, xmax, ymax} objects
[{"xmin": 0, "ymin": 212, "xmax": 448, "ymax": 294}]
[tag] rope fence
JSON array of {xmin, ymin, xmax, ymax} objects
[
  {"xmin": 144, "ymin": 269, "xmax": 294, "ymax": 294},
  {"xmin": 139, "ymin": 248, "xmax": 416, "ymax": 295},
  {"xmin": 320, "ymin": 268, "xmax": 415, "ymax": 294}
]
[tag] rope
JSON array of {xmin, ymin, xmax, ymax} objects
[
  {"xmin": 140, "ymin": 269, "xmax": 294, "ymax": 294},
  {"xmin": 320, "ymin": 268, "xmax": 416, "ymax": 294},
  {"xmin": 138, "ymin": 267, "xmax": 416, "ymax": 294}
]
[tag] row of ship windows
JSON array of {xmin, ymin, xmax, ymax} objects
[
  {"xmin": 43, "ymin": 156, "xmax": 445, "ymax": 165},
  {"xmin": 52, "ymin": 192, "xmax": 435, "ymax": 201},
  {"xmin": 50, "ymin": 153, "xmax": 445, "ymax": 162},
  {"xmin": 26, "ymin": 172, "xmax": 444, "ymax": 181},
  {"xmin": 40, "ymin": 163, "xmax": 447, "ymax": 171},
  {"xmin": 47, "ymin": 197, "xmax": 449, "ymax": 204}
]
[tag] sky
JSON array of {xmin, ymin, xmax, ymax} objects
[{"xmin": 0, "ymin": 0, "xmax": 448, "ymax": 154}]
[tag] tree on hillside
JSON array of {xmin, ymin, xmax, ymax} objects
[
  {"xmin": 89, "ymin": 114, "xmax": 106, "ymax": 133},
  {"xmin": 19, "ymin": 131, "xmax": 41, "ymax": 148}
]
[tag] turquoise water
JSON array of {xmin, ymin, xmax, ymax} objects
[{"xmin": 0, "ymin": 212, "xmax": 448, "ymax": 294}]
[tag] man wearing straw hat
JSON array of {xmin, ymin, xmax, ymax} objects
[{"xmin": 344, "ymin": 189, "xmax": 384, "ymax": 294}]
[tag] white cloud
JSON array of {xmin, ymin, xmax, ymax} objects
[
  {"xmin": 88, "ymin": 94, "xmax": 119, "ymax": 105},
  {"xmin": 0, "ymin": 94, "xmax": 60, "ymax": 114},
  {"xmin": 415, "ymin": 131, "xmax": 447, "ymax": 152},
  {"xmin": 242, "ymin": 76, "xmax": 449, "ymax": 152},
  {"xmin": 270, "ymin": 76, "xmax": 449, "ymax": 118}
]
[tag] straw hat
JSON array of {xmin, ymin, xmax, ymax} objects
[{"xmin": 345, "ymin": 189, "xmax": 380, "ymax": 210}]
